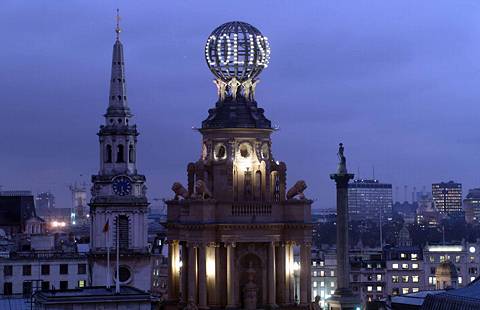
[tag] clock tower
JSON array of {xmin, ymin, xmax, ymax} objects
[{"xmin": 89, "ymin": 13, "xmax": 151, "ymax": 292}]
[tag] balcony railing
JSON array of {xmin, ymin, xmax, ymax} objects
[{"xmin": 231, "ymin": 203, "xmax": 272, "ymax": 216}]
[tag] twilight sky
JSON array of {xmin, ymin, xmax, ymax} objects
[{"xmin": 1, "ymin": 1, "xmax": 480, "ymax": 209}]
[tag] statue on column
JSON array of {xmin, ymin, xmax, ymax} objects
[
  {"xmin": 337, "ymin": 143, "xmax": 347, "ymax": 174},
  {"xmin": 243, "ymin": 261, "xmax": 258, "ymax": 310}
]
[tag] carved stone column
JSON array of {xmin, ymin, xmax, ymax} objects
[
  {"xmin": 284, "ymin": 242, "xmax": 292, "ymax": 304},
  {"xmin": 276, "ymin": 243, "xmax": 286, "ymax": 305},
  {"xmin": 198, "ymin": 244, "xmax": 208, "ymax": 309},
  {"xmin": 226, "ymin": 243, "xmax": 237, "ymax": 308},
  {"xmin": 167, "ymin": 240, "xmax": 179, "ymax": 301},
  {"xmin": 300, "ymin": 243, "xmax": 311, "ymax": 305},
  {"xmin": 188, "ymin": 244, "xmax": 198, "ymax": 303},
  {"xmin": 181, "ymin": 242, "xmax": 188, "ymax": 304},
  {"xmin": 268, "ymin": 242, "xmax": 277, "ymax": 307}
]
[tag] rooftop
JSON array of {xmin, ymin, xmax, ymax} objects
[{"xmin": 34, "ymin": 286, "xmax": 152, "ymax": 305}]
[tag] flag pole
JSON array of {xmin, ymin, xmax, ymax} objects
[{"xmin": 115, "ymin": 216, "xmax": 120, "ymax": 293}]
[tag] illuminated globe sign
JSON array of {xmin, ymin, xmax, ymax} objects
[{"xmin": 205, "ymin": 21, "xmax": 271, "ymax": 101}]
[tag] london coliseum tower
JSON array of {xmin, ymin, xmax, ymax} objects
[{"xmin": 166, "ymin": 22, "xmax": 312, "ymax": 309}]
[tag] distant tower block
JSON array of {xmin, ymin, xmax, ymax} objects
[
  {"xmin": 166, "ymin": 21, "xmax": 311, "ymax": 309},
  {"xmin": 69, "ymin": 182, "xmax": 88, "ymax": 224}
]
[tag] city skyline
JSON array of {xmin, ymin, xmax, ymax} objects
[{"xmin": 2, "ymin": 1, "xmax": 480, "ymax": 208}]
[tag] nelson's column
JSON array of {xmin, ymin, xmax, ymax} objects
[
  {"xmin": 88, "ymin": 16, "xmax": 151, "ymax": 291},
  {"xmin": 166, "ymin": 22, "xmax": 312, "ymax": 309}
]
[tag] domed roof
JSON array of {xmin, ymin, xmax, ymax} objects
[
  {"xmin": 436, "ymin": 261, "xmax": 458, "ymax": 278},
  {"xmin": 201, "ymin": 96, "xmax": 272, "ymax": 130}
]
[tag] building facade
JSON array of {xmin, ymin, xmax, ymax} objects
[
  {"xmin": 463, "ymin": 188, "xmax": 480, "ymax": 224},
  {"xmin": 166, "ymin": 22, "xmax": 312, "ymax": 309},
  {"xmin": 88, "ymin": 23, "xmax": 150, "ymax": 291},
  {"xmin": 348, "ymin": 179, "xmax": 393, "ymax": 223},
  {"xmin": 0, "ymin": 251, "xmax": 88, "ymax": 296},
  {"xmin": 432, "ymin": 181, "xmax": 462, "ymax": 217}
]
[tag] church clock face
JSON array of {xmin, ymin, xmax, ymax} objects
[{"xmin": 112, "ymin": 176, "xmax": 132, "ymax": 196}]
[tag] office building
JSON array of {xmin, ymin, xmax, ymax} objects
[
  {"xmin": 463, "ymin": 188, "xmax": 480, "ymax": 224},
  {"xmin": 432, "ymin": 181, "xmax": 462, "ymax": 216},
  {"xmin": 348, "ymin": 179, "xmax": 393, "ymax": 223}
]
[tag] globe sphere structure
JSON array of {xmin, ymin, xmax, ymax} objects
[{"xmin": 205, "ymin": 21, "xmax": 271, "ymax": 82}]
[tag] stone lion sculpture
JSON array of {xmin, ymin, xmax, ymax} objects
[
  {"xmin": 286, "ymin": 180, "xmax": 307, "ymax": 200},
  {"xmin": 171, "ymin": 182, "xmax": 189, "ymax": 200},
  {"xmin": 195, "ymin": 179, "xmax": 212, "ymax": 199}
]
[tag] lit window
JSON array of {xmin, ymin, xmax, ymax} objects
[
  {"xmin": 367, "ymin": 286, "xmax": 373, "ymax": 292},
  {"xmin": 376, "ymin": 274, "xmax": 382, "ymax": 281},
  {"xmin": 440, "ymin": 255, "xmax": 445, "ymax": 262},
  {"xmin": 412, "ymin": 263, "xmax": 419, "ymax": 269},
  {"xmin": 313, "ymin": 281, "xmax": 317, "ymax": 288},
  {"xmin": 320, "ymin": 261, "xmax": 324, "ymax": 267},
  {"xmin": 320, "ymin": 290, "xmax": 325, "ymax": 297},
  {"xmin": 313, "ymin": 289, "xmax": 318, "ymax": 298},
  {"xmin": 459, "ymin": 277, "xmax": 462, "ymax": 284},
  {"xmin": 320, "ymin": 271, "xmax": 325, "ymax": 277},
  {"xmin": 330, "ymin": 271, "xmax": 334, "ymax": 277},
  {"xmin": 429, "ymin": 256, "xmax": 435, "ymax": 263},
  {"xmin": 330, "ymin": 282, "xmax": 335, "ymax": 288},
  {"xmin": 320, "ymin": 281, "xmax": 325, "ymax": 287},
  {"xmin": 400, "ymin": 253, "xmax": 406, "ymax": 258},
  {"xmin": 313, "ymin": 261, "xmax": 317, "ymax": 267},
  {"xmin": 377, "ymin": 286, "xmax": 382, "ymax": 292},
  {"xmin": 402, "ymin": 276, "xmax": 409, "ymax": 283},
  {"xmin": 455, "ymin": 256, "xmax": 461, "ymax": 263},
  {"xmin": 412, "ymin": 288, "xmax": 419, "ymax": 293},
  {"xmin": 392, "ymin": 276, "xmax": 399, "ymax": 283},
  {"xmin": 402, "ymin": 263, "xmax": 409, "ymax": 269},
  {"xmin": 412, "ymin": 276, "xmax": 419, "ymax": 283},
  {"xmin": 402, "ymin": 288, "xmax": 409, "ymax": 294},
  {"xmin": 330, "ymin": 290, "xmax": 335, "ymax": 295},
  {"xmin": 428, "ymin": 276, "xmax": 437, "ymax": 285},
  {"xmin": 471, "ymin": 277, "xmax": 476, "ymax": 282},
  {"xmin": 392, "ymin": 263, "xmax": 399, "ymax": 269},
  {"xmin": 313, "ymin": 271, "xmax": 317, "ymax": 276},
  {"xmin": 78, "ymin": 280, "xmax": 85, "ymax": 288}
]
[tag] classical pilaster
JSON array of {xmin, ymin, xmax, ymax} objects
[
  {"xmin": 198, "ymin": 244, "xmax": 208, "ymax": 309},
  {"xmin": 300, "ymin": 243, "xmax": 312, "ymax": 305},
  {"xmin": 226, "ymin": 243, "xmax": 237, "ymax": 308},
  {"xmin": 188, "ymin": 244, "xmax": 198, "ymax": 303},
  {"xmin": 276, "ymin": 243, "xmax": 286, "ymax": 305},
  {"xmin": 268, "ymin": 242, "xmax": 277, "ymax": 307}
]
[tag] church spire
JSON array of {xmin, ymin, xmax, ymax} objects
[{"xmin": 106, "ymin": 9, "xmax": 130, "ymax": 117}]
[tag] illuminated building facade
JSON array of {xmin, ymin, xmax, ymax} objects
[
  {"xmin": 463, "ymin": 188, "xmax": 480, "ymax": 224},
  {"xmin": 423, "ymin": 243, "xmax": 480, "ymax": 290},
  {"xmin": 432, "ymin": 181, "xmax": 462, "ymax": 216},
  {"xmin": 166, "ymin": 21, "xmax": 312, "ymax": 309},
  {"xmin": 88, "ymin": 16, "xmax": 151, "ymax": 291},
  {"xmin": 348, "ymin": 179, "xmax": 393, "ymax": 223}
]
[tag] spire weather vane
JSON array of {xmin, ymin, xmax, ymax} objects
[{"xmin": 115, "ymin": 8, "xmax": 121, "ymax": 39}]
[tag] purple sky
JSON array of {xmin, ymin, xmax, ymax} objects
[{"xmin": 1, "ymin": 1, "xmax": 480, "ymax": 209}]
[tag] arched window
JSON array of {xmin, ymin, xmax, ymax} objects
[
  {"xmin": 105, "ymin": 145, "xmax": 112, "ymax": 163},
  {"xmin": 116, "ymin": 145, "xmax": 124, "ymax": 163},
  {"xmin": 117, "ymin": 215, "xmax": 129, "ymax": 250},
  {"xmin": 129, "ymin": 145, "xmax": 135, "ymax": 163}
]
